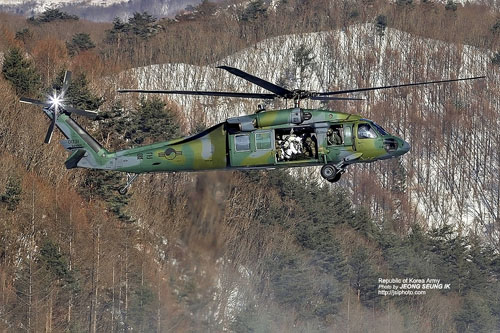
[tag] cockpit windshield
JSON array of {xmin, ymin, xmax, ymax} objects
[{"xmin": 371, "ymin": 122, "xmax": 388, "ymax": 136}]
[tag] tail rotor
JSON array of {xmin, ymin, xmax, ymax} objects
[{"xmin": 20, "ymin": 71, "xmax": 98, "ymax": 144}]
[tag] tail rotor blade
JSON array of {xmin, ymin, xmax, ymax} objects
[
  {"xmin": 44, "ymin": 111, "xmax": 57, "ymax": 144},
  {"xmin": 20, "ymin": 97, "xmax": 51, "ymax": 108},
  {"xmin": 65, "ymin": 106, "xmax": 98, "ymax": 119},
  {"xmin": 61, "ymin": 71, "xmax": 72, "ymax": 97}
]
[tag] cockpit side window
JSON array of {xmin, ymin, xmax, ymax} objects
[
  {"xmin": 357, "ymin": 124, "xmax": 377, "ymax": 139},
  {"xmin": 371, "ymin": 122, "xmax": 388, "ymax": 136}
]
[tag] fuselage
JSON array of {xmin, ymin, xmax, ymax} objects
[{"xmin": 97, "ymin": 108, "xmax": 410, "ymax": 174}]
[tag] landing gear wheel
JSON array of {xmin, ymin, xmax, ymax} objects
[
  {"xmin": 328, "ymin": 172, "xmax": 342, "ymax": 183},
  {"xmin": 118, "ymin": 173, "xmax": 139, "ymax": 195},
  {"xmin": 321, "ymin": 164, "xmax": 338, "ymax": 181}
]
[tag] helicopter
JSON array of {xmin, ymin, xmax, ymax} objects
[{"xmin": 20, "ymin": 66, "xmax": 484, "ymax": 194}]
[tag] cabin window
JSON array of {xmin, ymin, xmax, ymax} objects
[
  {"xmin": 255, "ymin": 131, "xmax": 272, "ymax": 150},
  {"xmin": 235, "ymin": 134, "xmax": 250, "ymax": 151},
  {"xmin": 357, "ymin": 124, "xmax": 377, "ymax": 139}
]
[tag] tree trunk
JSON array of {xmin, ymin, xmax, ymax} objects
[
  {"xmin": 68, "ymin": 207, "xmax": 73, "ymax": 325},
  {"xmin": 111, "ymin": 265, "xmax": 115, "ymax": 333},
  {"xmin": 93, "ymin": 225, "xmax": 100, "ymax": 333},
  {"xmin": 125, "ymin": 237, "xmax": 129, "ymax": 331},
  {"xmin": 157, "ymin": 269, "xmax": 161, "ymax": 333},
  {"xmin": 28, "ymin": 179, "xmax": 35, "ymax": 332}
]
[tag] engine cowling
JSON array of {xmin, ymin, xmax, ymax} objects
[
  {"xmin": 226, "ymin": 108, "xmax": 312, "ymax": 133},
  {"xmin": 255, "ymin": 108, "xmax": 312, "ymax": 128},
  {"xmin": 226, "ymin": 116, "xmax": 256, "ymax": 132}
]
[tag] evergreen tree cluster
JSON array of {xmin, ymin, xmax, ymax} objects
[
  {"xmin": 240, "ymin": 0, "xmax": 268, "ymax": 22},
  {"xmin": 28, "ymin": 9, "xmax": 79, "ymax": 25},
  {"xmin": 1, "ymin": 48, "xmax": 41, "ymax": 96},
  {"xmin": 106, "ymin": 12, "xmax": 162, "ymax": 43},
  {"xmin": 233, "ymin": 170, "xmax": 500, "ymax": 330},
  {"xmin": 0, "ymin": 175, "xmax": 22, "ymax": 211},
  {"xmin": 124, "ymin": 97, "xmax": 181, "ymax": 145}
]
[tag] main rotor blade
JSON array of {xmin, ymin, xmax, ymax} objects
[
  {"xmin": 217, "ymin": 66, "xmax": 293, "ymax": 97},
  {"xmin": 311, "ymin": 96, "xmax": 365, "ymax": 101},
  {"xmin": 117, "ymin": 89, "xmax": 277, "ymax": 99},
  {"xmin": 61, "ymin": 71, "xmax": 72, "ymax": 96},
  {"xmin": 318, "ymin": 76, "xmax": 486, "ymax": 96},
  {"xmin": 65, "ymin": 106, "xmax": 98, "ymax": 119},
  {"xmin": 20, "ymin": 97, "xmax": 51, "ymax": 108}
]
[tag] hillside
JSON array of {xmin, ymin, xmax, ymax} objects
[
  {"xmin": 0, "ymin": 0, "xmax": 206, "ymax": 21},
  {"xmin": 121, "ymin": 24, "xmax": 498, "ymax": 232},
  {"xmin": 1, "ymin": 1, "xmax": 500, "ymax": 331}
]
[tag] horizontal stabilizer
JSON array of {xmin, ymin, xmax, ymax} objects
[{"xmin": 65, "ymin": 149, "xmax": 86, "ymax": 169}]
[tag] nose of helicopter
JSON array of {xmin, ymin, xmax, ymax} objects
[{"xmin": 397, "ymin": 140, "xmax": 411, "ymax": 156}]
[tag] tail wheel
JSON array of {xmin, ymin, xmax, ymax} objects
[{"xmin": 321, "ymin": 164, "xmax": 338, "ymax": 180}]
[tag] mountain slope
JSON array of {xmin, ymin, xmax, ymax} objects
[
  {"xmin": 119, "ymin": 23, "xmax": 498, "ymax": 236},
  {"xmin": 0, "ymin": 0, "xmax": 204, "ymax": 21}
]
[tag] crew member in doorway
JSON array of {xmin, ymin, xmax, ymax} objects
[{"xmin": 327, "ymin": 127, "xmax": 342, "ymax": 145}]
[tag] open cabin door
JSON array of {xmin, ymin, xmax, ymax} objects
[{"xmin": 275, "ymin": 126, "xmax": 320, "ymax": 165}]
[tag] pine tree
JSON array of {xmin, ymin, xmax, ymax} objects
[
  {"xmin": 15, "ymin": 28, "xmax": 33, "ymax": 44},
  {"xmin": 348, "ymin": 247, "xmax": 378, "ymax": 304},
  {"xmin": 492, "ymin": 52, "xmax": 500, "ymax": 67},
  {"xmin": 96, "ymin": 101, "xmax": 129, "ymax": 150},
  {"xmin": 66, "ymin": 33, "xmax": 96, "ymax": 56},
  {"xmin": 240, "ymin": 0, "xmax": 267, "ymax": 22},
  {"xmin": 61, "ymin": 71, "xmax": 102, "ymax": 110},
  {"xmin": 455, "ymin": 293, "xmax": 495, "ymax": 332},
  {"xmin": 267, "ymin": 252, "xmax": 314, "ymax": 313},
  {"xmin": 445, "ymin": 0, "xmax": 458, "ymax": 11},
  {"xmin": 1, "ymin": 174, "xmax": 22, "ymax": 211},
  {"xmin": 293, "ymin": 44, "xmax": 316, "ymax": 88},
  {"xmin": 375, "ymin": 15, "xmax": 387, "ymax": 36},
  {"xmin": 1, "ymin": 48, "xmax": 41, "ymax": 96},
  {"xmin": 125, "ymin": 97, "xmax": 181, "ymax": 145},
  {"xmin": 39, "ymin": 240, "xmax": 75, "ymax": 286},
  {"xmin": 491, "ymin": 20, "xmax": 500, "ymax": 34},
  {"xmin": 128, "ymin": 12, "xmax": 160, "ymax": 39}
]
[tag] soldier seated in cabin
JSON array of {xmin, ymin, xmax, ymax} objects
[
  {"xmin": 283, "ymin": 133, "xmax": 302, "ymax": 160},
  {"xmin": 302, "ymin": 133, "xmax": 317, "ymax": 158}
]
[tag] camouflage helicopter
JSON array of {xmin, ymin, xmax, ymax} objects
[{"xmin": 20, "ymin": 67, "xmax": 484, "ymax": 194}]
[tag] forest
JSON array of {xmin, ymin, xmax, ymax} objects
[{"xmin": 0, "ymin": 0, "xmax": 500, "ymax": 331}]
